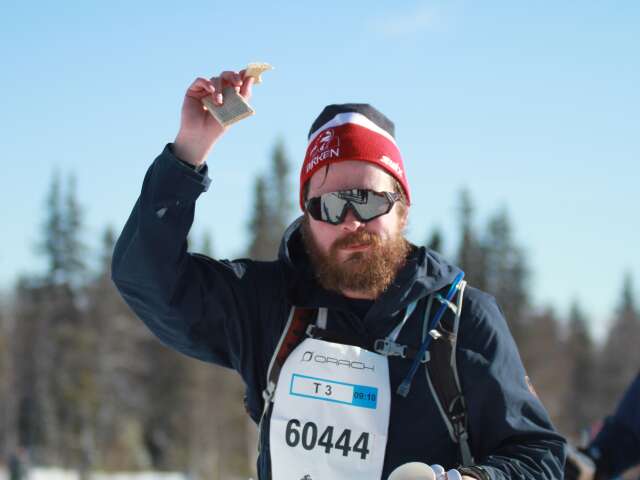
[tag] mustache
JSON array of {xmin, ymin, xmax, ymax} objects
[{"xmin": 332, "ymin": 230, "xmax": 382, "ymax": 250}]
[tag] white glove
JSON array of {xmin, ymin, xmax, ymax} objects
[
  {"xmin": 431, "ymin": 464, "xmax": 462, "ymax": 480},
  {"xmin": 388, "ymin": 462, "xmax": 435, "ymax": 480},
  {"xmin": 388, "ymin": 462, "xmax": 462, "ymax": 480}
]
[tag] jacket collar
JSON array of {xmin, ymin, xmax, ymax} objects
[{"xmin": 278, "ymin": 217, "xmax": 462, "ymax": 326}]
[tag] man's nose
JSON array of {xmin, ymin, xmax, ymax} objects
[{"xmin": 341, "ymin": 208, "xmax": 365, "ymax": 232}]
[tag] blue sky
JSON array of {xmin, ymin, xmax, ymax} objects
[{"xmin": 1, "ymin": 1, "xmax": 638, "ymax": 338}]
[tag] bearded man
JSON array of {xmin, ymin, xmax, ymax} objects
[{"xmin": 113, "ymin": 69, "xmax": 565, "ymax": 480}]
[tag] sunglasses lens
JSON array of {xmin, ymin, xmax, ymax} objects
[
  {"xmin": 350, "ymin": 191, "xmax": 393, "ymax": 220},
  {"xmin": 307, "ymin": 190, "xmax": 396, "ymax": 225},
  {"xmin": 320, "ymin": 193, "xmax": 349, "ymax": 224}
]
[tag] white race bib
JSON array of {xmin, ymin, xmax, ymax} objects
[{"xmin": 270, "ymin": 337, "xmax": 391, "ymax": 479}]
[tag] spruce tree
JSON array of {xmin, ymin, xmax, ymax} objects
[
  {"xmin": 88, "ymin": 226, "xmax": 151, "ymax": 468},
  {"xmin": 41, "ymin": 173, "xmax": 87, "ymax": 285},
  {"xmin": 247, "ymin": 140, "xmax": 293, "ymax": 260},
  {"xmin": 455, "ymin": 189, "xmax": 487, "ymax": 290},
  {"xmin": 426, "ymin": 227, "xmax": 444, "ymax": 253},
  {"xmin": 42, "ymin": 171, "xmax": 65, "ymax": 282},
  {"xmin": 62, "ymin": 174, "xmax": 87, "ymax": 284},
  {"xmin": 521, "ymin": 307, "xmax": 569, "ymax": 432},
  {"xmin": 247, "ymin": 176, "xmax": 274, "ymax": 260},
  {"xmin": 482, "ymin": 208, "xmax": 529, "ymax": 343},
  {"xmin": 12, "ymin": 276, "xmax": 60, "ymax": 462},
  {"xmin": 24, "ymin": 171, "xmax": 94, "ymax": 465},
  {"xmin": 564, "ymin": 301, "xmax": 598, "ymax": 438},
  {"xmin": 599, "ymin": 273, "xmax": 640, "ymax": 412},
  {"xmin": 0, "ymin": 301, "xmax": 11, "ymax": 456},
  {"xmin": 270, "ymin": 138, "xmax": 292, "ymax": 237},
  {"xmin": 201, "ymin": 230, "xmax": 214, "ymax": 257},
  {"xmin": 100, "ymin": 226, "xmax": 116, "ymax": 275}
]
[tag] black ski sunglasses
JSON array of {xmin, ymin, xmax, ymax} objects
[{"xmin": 305, "ymin": 189, "xmax": 402, "ymax": 225}]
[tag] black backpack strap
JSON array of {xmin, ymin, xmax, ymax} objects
[
  {"xmin": 305, "ymin": 324, "xmax": 371, "ymax": 349},
  {"xmin": 424, "ymin": 280, "xmax": 474, "ymax": 467},
  {"xmin": 264, "ymin": 306, "xmax": 317, "ymax": 403},
  {"xmin": 257, "ymin": 306, "xmax": 317, "ymax": 451}
]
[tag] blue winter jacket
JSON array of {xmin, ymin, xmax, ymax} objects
[
  {"xmin": 589, "ymin": 373, "xmax": 640, "ymax": 476},
  {"xmin": 112, "ymin": 144, "xmax": 566, "ymax": 480}
]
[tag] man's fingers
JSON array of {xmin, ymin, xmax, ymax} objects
[
  {"xmin": 210, "ymin": 76, "xmax": 223, "ymax": 105},
  {"xmin": 193, "ymin": 68, "xmax": 255, "ymax": 105},
  {"xmin": 239, "ymin": 75, "xmax": 254, "ymax": 100},
  {"xmin": 187, "ymin": 77, "xmax": 211, "ymax": 91},
  {"xmin": 220, "ymin": 70, "xmax": 242, "ymax": 86},
  {"xmin": 219, "ymin": 70, "xmax": 242, "ymax": 95},
  {"xmin": 186, "ymin": 77, "xmax": 216, "ymax": 99}
]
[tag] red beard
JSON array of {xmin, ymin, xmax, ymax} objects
[{"xmin": 301, "ymin": 215, "xmax": 411, "ymax": 298}]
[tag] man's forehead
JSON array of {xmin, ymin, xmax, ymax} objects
[{"xmin": 308, "ymin": 160, "xmax": 395, "ymax": 194}]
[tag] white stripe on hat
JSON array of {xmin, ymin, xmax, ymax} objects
[{"xmin": 307, "ymin": 112, "xmax": 398, "ymax": 146}]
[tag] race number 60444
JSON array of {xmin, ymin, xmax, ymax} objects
[{"xmin": 285, "ymin": 419, "xmax": 371, "ymax": 460}]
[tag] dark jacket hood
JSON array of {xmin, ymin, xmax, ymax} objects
[{"xmin": 277, "ymin": 217, "xmax": 462, "ymax": 321}]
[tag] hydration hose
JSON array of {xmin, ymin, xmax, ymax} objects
[{"xmin": 396, "ymin": 271, "xmax": 465, "ymax": 397}]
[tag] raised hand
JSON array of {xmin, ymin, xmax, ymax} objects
[{"xmin": 173, "ymin": 69, "xmax": 254, "ymax": 166}]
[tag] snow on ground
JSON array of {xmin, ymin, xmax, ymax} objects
[
  {"xmin": 92, "ymin": 473, "xmax": 187, "ymax": 480},
  {"xmin": 0, "ymin": 467, "xmax": 188, "ymax": 480}
]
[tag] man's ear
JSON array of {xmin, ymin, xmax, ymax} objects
[{"xmin": 399, "ymin": 204, "xmax": 409, "ymax": 230}]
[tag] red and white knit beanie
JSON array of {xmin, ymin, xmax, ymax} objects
[{"xmin": 299, "ymin": 103, "xmax": 410, "ymax": 210}]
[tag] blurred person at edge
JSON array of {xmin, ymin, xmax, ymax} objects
[
  {"xmin": 566, "ymin": 372, "xmax": 640, "ymax": 480},
  {"xmin": 112, "ymin": 68, "xmax": 565, "ymax": 480},
  {"xmin": 8, "ymin": 447, "xmax": 29, "ymax": 480}
]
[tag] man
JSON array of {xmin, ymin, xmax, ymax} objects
[
  {"xmin": 566, "ymin": 372, "xmax": 640, "ymax": 480},
  {"xmin": 112, "ymin": 69, "xmax": 565, "ymax": 479}
]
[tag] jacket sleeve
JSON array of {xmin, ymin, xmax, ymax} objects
[
  {"xmin": 111, "ymin": 144, "xmax": 284, "ymax": 382},
  {"xmin": 589, "ymin": 372, "xmax": 640, "ymax": 476},
  {"xmin": 456, "ymin": 289, "xmax": 566, "ymax": 480}
]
